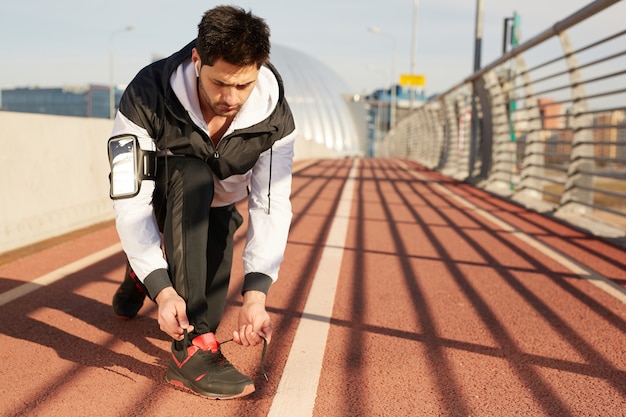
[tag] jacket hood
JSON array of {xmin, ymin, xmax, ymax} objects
[{"xmin": 119, "ymin": 39, "xmax": 295, "ymax": 179}]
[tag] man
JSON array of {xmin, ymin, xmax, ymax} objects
[{"xmin": 108, "ymin": 6, "xmax": 295, "ymax": 400}]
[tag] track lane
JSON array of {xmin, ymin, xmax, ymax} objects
[{"xmin": 315, "ymin": 159, "xmax": 625, "ymax": 416}]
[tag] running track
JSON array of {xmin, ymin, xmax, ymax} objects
[{"xmin": 1, "ymin": 158, "xmax": 625, "ymax": 417}]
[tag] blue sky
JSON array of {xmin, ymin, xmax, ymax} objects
[{"xmin": 1, "ymin": 0, "xmax": 622, "ymax": 95}]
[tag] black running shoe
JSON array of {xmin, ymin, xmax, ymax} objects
[
  {"xmin": 112, "ymin": 262, "xmax": 146, "ymax": 318},
  {"xmin": 166, "ymin": 331, "xmax": 255, "ymax": 399}
]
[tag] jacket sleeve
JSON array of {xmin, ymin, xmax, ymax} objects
[
  {"xmin": 111, "ymin": 112, "xmax": 170, "ymax": 298},
  {"xmin": 242, "ymin": 130, "xmax": 296, "ymax": 294}
]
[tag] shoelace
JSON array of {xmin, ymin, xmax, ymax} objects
[
  {"xmin": 221, "ymin": 337, "xmax": 268, "ymax": 382},
  {"xmin": 183, "ymin": 329, "xmax": 268, "ymax": 381}
]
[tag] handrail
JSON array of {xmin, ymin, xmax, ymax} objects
[{"xmin": 377, "ymin": 0, "xmax": 626, "ymax": 238}]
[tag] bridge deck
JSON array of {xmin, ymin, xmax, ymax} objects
[{"xmin": 1, "ymin": 158, "xmax": 625, "ymax": 417}]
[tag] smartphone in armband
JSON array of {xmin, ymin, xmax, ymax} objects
[
  {"xmin": 108, "ymin": 134, "xmax": 140, "ymax": 199},
  {"xmin": 108, "ymin": 134, "xmax": 158, "ymax": 199}
]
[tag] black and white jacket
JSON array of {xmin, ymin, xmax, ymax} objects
[{"xmin": 111, "ymin": 40, "xmax": 296, "ymax": 298}]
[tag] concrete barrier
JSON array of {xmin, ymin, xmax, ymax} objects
[
  {"xmin": 0, "ymin": 111, "xmax": 339, "ymax": 254},
  {"xmin": 0, "ymin": 112, "xmax": 114, "ymax": 253}
]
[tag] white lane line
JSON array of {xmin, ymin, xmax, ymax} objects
[
  {"xmin": 396, "ymin": 160, "xmax": 626, "ymax": 305},
  {"xmin": 267, "ymin": 160, "xmax": 358, "ymax": 417},
  {"xmin": 0, "ymin": 243, "xmax": 122, "ymax": 307}
]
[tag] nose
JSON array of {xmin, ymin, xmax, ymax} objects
[{"xmin": 220, "ymin": 87, "xmax": 239, "ymax": 106}]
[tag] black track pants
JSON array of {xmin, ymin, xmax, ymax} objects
[{"xmin": 153, "ymin": 156, "xmax": 243, "ymax": 334}]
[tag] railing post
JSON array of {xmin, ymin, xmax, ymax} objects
[
  {"xmin": 437, "ymin": 97, "xmax": 453, "ymax": 171},
  {"xmin": 515, "ymin": 54, "xmax": 545, "ymax": 202},
  {"xmin": 557, "ymin": 30, "xmax": 594, "ymax": 216},
  {"xmin": 483, "ymin": 69, "xmax": 514, "ymax": 194},
  {"xmin": 474, "ymin": 76, "xmax": 493, "ymax": 181}
]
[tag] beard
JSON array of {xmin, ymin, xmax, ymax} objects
[
  {"xmin": 198, "ymin": 77, "xmax": 241, "ymax": 117},
  {"xmin": 208, "ymin": 101, "xmax": 241, "ymax": 117}
]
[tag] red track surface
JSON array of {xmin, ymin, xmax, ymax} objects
[{"xmin": 1, "ymin": 159, "xmax": 625, "ymax": 417}]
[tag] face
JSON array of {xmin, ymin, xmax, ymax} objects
[{"xmin": 192, "ymin": 49, "xmax": 259, "ymax": 118}]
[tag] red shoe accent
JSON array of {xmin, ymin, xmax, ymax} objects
[{"xmin": 191, "ymin": 333, "xmax": 219, "ymax": 353}]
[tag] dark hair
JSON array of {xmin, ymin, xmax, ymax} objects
[{"xmin": 196, "ymin": 5, "xmax": 270, "ymax": 68}]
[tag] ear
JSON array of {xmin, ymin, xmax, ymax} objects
[{"xmin": 191, "ymin": 47, "xmax": 201, "ymax": 77}]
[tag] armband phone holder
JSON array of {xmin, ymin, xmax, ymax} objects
[{"xmin": 108, "ymin": 134, "xmax": 157, "ymax": 199}]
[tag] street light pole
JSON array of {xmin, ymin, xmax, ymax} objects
[
  {"xmin": 109, "ymin": 25, "xmax": 135, "ymax": 119},
  {"xmin": 410, "ymin": 0, "xmax": 419, "ymax": 109},
  {"xmin": 368, "ymin": 26, "xmax": 397, "ymax": 130},
  {"xmin": 469, "ymin": 0, "xmax": 484, "ymax": 179},
  {"xmin": 473, "ymin": 0, "xmax": 484, "ymax": 73}
]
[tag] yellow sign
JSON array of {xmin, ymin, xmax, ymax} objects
[{"xmin": 399, "ymin": 74, "xmax": 426, "ymax": 87}]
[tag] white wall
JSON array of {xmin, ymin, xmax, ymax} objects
[
  {"xmin": 0, "ymin": 112, "xmax": 114, "ymax": 253},
  {"xmin": 0, "ymin": 111, "xmax": 337, "ymax": 254}
]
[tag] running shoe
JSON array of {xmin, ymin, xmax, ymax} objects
[
  {"xmin": 112, "ymin": 262, "xmax": 146, "ymax": 318},
  {"xmin": 166, "ymin": 331, "xmax": 255, "ymax": 399}
]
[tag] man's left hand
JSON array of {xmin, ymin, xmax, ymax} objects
[{"xmin": 233, "ymin": 290, "xmax": 272, "ymax": 346}]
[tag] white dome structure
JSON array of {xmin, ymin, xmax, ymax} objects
[{"xmin": 271, "ymin": 45, "xmax": 363, "ymax": 158}]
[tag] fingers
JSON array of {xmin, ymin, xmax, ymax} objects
[
  {"xmin": 173, "ymin": 303, "xmax": 193, "ymax": 339},
  {"xmin": 159, "ymin": 310, "xmax": 186, "ymax": 340},
  {"xmin": 156, "ymin": 291, "xmax": 194, "ymax": 340},
  {"xmin": 233, "ymin": 324, "xmax": 259, "ymax": 346},
  {"xmin": 262, "ymin": 328, "xmax": 272, "ymax": 345},
  {"xmin": 233, "ymin": 321, "xmax": 272, "ymax": 347},
  {"xmin": 170, "ymin": 324, "xmax": 195, "ymax": 341},
  {"xmin": 235, "ymin": 295, "xmax": 272, "ymax": 347}
]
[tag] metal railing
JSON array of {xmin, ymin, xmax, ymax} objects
[{"xmin": 379, "ymin": 0, "xmax": 626, "ymax": 236}]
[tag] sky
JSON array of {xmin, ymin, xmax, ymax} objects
[{"xmin": 1, "ymin": 0, "xmax": 622, "ymax": 96}]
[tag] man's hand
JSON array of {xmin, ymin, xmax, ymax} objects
[
  {"xmin": 155, "ymin": 287, "xmax": 194, "ymax": 340},
  {"xmin": 233, "ymin": 290, "xmax": 272, "ymax": 347}
]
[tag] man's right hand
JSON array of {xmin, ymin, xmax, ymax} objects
[{"xmin": 155, "ymin": 287, "xmax": 193, "ymax": 340}]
